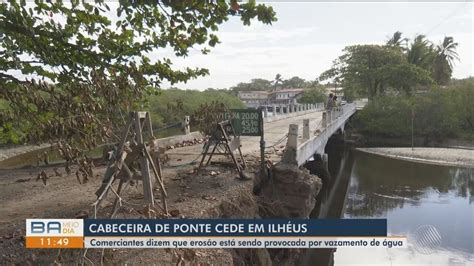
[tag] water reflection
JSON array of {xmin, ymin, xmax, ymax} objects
[
  {"xmin": 345, "ymin": 150, "xmax": 474, "ymax": 254},
  {"xmin": 306, "ymin": 146, "xmax": 474, "ymax": 265}
]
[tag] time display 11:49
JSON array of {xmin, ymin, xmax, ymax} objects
[
  {"xmin": 26, "ymin": 236, "xmax": 83, "ymax": 248},
  {"xmin": 41, "ymin": 237, "xmax": 69, "ymax": 246}
]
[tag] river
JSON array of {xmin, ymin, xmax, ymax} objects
[{"xmin": 307, "ymin": 142, "xmax": 474, "ymax": 265}]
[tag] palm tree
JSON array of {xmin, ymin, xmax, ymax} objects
[
  {"xmin": 407, "ymin": 34, "xmax": 435, "ymax": 71},
  {"xmin": 273, "ymin": 73, "xmax": 283, "ymax": 90},
  {"xmin": 437, "ymin": 36, "xmax": 459, "ymax": 69},
  {"xmin": 432, "ymin": 36, "xmax": 459, "ymax": 85},
  {"xmin": 386, "ymin": 31, "xmax": 408, "ymax": 50}
]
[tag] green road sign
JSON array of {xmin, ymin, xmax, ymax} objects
[{"xmin": 225, "ymin": 109, "xmax": 262, "ymax": 136}]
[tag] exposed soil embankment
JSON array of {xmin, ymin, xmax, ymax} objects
[
  {"xmin": 356, "ymin": 147, "xmax": 474, "ymax": 168},
  {"xmin": 0, "ymin": 147, "xmax": 323, "ymax": 265},
  {"xmin": 256, "ymin": 163, "xmax": 322, "ymax": 265}
]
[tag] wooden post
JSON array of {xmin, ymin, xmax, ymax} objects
[
  {"xmin": 134, "ymin": 112, "xmax": 155, "ymax": 208},
  {"xmin": 183, "ymin": 116, "xmax": 190, "ymax": 135},
  {"xmin": 303, "ymin": 119, "xmax": 310, "ymax": 139}
]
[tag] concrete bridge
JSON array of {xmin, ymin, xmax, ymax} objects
[
  {"xmin": 236, "ymin": 103, "xmax": 357, "ymax": 166},
  {"xmin": 165, "ymin": 102, "xmax": 360, "ymax": 169},
  {"xmin": 280, "ymin": 103, "xmax": 357, "ymax": 166}
]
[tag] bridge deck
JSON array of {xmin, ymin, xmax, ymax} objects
[
  {"xmin": 166, "ymin": 103, "xmax": 357, "ymax": 167},
  {"xmin": 240, "ymin": 111, "xmax": 324, "ymax": 154}
]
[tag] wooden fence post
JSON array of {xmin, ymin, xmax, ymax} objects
[{"xmin": 183, "ymin": 116, "xmax": 190, "ymax": 135}]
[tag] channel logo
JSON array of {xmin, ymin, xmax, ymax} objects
[
  {"xmin": 26, "ymin": 219, "xmax": 83, "ymax": 237},
  {"xmin": 25, "ymin": 219, "xmax": 84, "ymax": 248}
]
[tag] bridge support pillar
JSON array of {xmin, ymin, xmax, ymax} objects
[
  {"xmin": 272, "ymin": 106, "xmax": 276, "ymax": 116},
  {"xmin": 303, "ymin": 119, "xmax": 310, "ymax": 139},
  {"xmin": 322, "ymin": 153, "xmax": 329, "ymax": 170},
  {"xmin": 282, "ymin": 124, "xmax": 299, "ymax": 165},
  {"xmin": 264, "ymin": 107, "xmax": 268, "ymax": 118},
  {"xmin": 322, "ymin": 112, "xmax": 327, "ymax": 128}
]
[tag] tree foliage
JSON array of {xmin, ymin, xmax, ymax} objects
[
  {"xmin": 146, "ymin": 88, "xmax": 244, "ymax": 130},
  {"xmin": 354, "ymin": 78, "xmax": 474, "ymax": 141},
  {"xmin": 386, "ymin": 31, "xmax": 407, "ymax": 51},
  {"xmin": 230, "ymin": 75, "xmax": 318, "ymax": 94},
  {"xmin": 320, "ymin": 45, "xmax": 433, "ymax": 99},
  {"xmin": 230, "ymin": 78, "xmax": 273, "ymax": 93},
  {"xmin": 298, "ymin": 86, "xmax": 326, "ymax": 104},
  {"xmin": 320, "ymin": 32, "xmax": 460, "ymax": 99},
  {"xmin": 433, "ymin": 37, "xmax": 459, "ymax": 85},
  {"xmin": 0, "ymin": 0, "xmax": 276, "ymax": 150}
]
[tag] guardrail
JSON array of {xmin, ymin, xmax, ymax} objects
[
  {"xmin": 263, "ymin": 102, "xmax": 325, "ymax": 123},
  {"xmin": 282, "ymin": 103, "xmax": 357, "ymax": 166}
]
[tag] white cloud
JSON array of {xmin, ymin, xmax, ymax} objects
[{"xmin": 166, "ymin": 2, "xmax": 473, "ymax": 90}]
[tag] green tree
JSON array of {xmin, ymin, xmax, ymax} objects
[
  {"xmin": 432, "ymin": 36, "xmax": 459, "ymax": 85},
  {"xmin": 407, "ymin": 35, "xmax": 435, "ymax": 71},
  {"xmin": 230, "ymin": 78, "xmax": 273, "ymax": 94},
  {"xmin": 281, "ymin": 76, "xmax": 307, "ymax": 88},
  {"xmin": 273, "ymin": 73, "xmax": 283, "ymax": 89},
  {"xmin": 299, "ymin": 86, "xmax": 326, "ymax": 104},
  {"xmin": 320, "ymin": 45, "xmax": 432, "ymax": 100},
  {"xmin": 0, "ymin": 0, "xmax": 276, "ymax": 149},
  {"xmin": 147, "ymin": 88, "xmax": 244, "ymax": 129},
  {"xmin": 386, "ymin": 31, "xmax": 408, "ymax": 50},
  {"xmin": 354, "ymin": 79, "xmax": 474, "ymax": 141}
]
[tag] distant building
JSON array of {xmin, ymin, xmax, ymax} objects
[
  {"xmin": 269, "ymin": 89, "xmax": 304, "ymax": 105},
  {"xmin": 238, "ymin": 91, "xmax": 270, "ymax": 108},
  {"xmin": 238, "ymin": 89, "xmax": 305, "ymax": 108}
]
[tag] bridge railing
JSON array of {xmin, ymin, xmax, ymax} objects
[
  {"xmin": 282, "ymin": 103, "xmax": 357, "ymax": 166},
  {"xmin": 263, "ymin": 102, "xmax": 324, "ymax": 123}
]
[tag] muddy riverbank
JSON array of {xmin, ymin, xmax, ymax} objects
[{"xmin": 356, "ymin": 147, "xmax": 474, "ymax": 168}]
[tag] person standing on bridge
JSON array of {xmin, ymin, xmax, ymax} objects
[{"xmin": 326, "ymin": 93, "xmax": 335, "ymax": 110}]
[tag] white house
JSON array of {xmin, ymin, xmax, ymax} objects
[
  {"xmin": 269, "ymin": 89, "xmax": 304, "ymax": 105},
  {"xmin": 238, "ymin": 89, "xmax": 305, "ymax": 108},
  {"xmin": 238, "ymin": 91, "xmax": 270, "ymax": 108}
]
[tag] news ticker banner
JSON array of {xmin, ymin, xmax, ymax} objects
[{"xmin": 26, "ymin": 218, "xmax": 407, "ymax": 249}]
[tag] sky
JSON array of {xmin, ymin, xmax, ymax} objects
[{"xmin": 163, "ymin": 1, "xmax": 473, "ymax": 90}]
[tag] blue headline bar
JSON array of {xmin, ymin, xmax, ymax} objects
[{"xmin": 84, "ymin": 219, "xmax": 387, "ymax": 237}]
